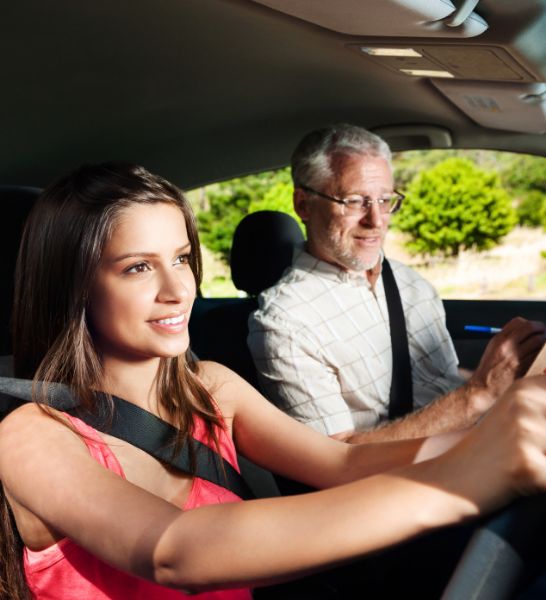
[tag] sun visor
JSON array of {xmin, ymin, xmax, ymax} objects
[
  {"xmin": 250, "ymin": 0, "xmax": 488, "ymax": 38},
  {"xmin": 431, "ymin": 80, "xmax": 546, "ymax": 134}
]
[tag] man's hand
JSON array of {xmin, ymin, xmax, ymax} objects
[{"xmin": 468, "ymin": 317, "xmax": 546, "ymax": 417}]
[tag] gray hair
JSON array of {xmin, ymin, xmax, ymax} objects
[{"xmin": 291, "ymin": 123, "xmax": 392, "ymax": 189}]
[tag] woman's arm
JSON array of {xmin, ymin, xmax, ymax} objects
[
  {"xmin": 2, "ymin": 375, "xmax": 546, "ymax": 593},
  {"xmin": 199, "ymin": 361, "xmax": 466, "ymax": 488},
  {"xmin": 0, "ymin": 404, "xmax": 474, "ymax": 592}
]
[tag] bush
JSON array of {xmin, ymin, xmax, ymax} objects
[
  {"xmin": 392, "ymin": 157, "xmax": 516, "ymax": 257},
  {"xmin": 502, "ymin": 155, "xmax": 546, "ymax": 193},
  {"xmin": 248, "ymin": 181, "xmax": 305, "ymax": 234},
  {"xmin": 197, "ymin": 169, "xmax": 291, "ymax": 263},
  {"xmin": 516, "ymin": 190, "xmax": 546, "ymax": 228}
]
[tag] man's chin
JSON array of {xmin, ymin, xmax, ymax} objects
[
  {"xmin": 354, "ymin": 251, "xmax": 381, "ymax": 272},
  {"xmin": 336, "ymin": 252, "xmax": 380, "ymax": 273}
]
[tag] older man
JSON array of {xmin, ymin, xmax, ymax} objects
[{"xmin": 247, "ymin": 123, "xmax": 544, "ymax": 443}]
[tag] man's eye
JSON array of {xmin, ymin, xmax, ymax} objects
[
  {"xmin": 174, "ymin": 253, "xmax": 191, "ymax": 266},
  {"xmin": 345, "ymin": 197, "xmax": 364, "ymax": 206},
  {"xmin": 125, "ymin": 262, "xmax": 150, "ymax": 274}
]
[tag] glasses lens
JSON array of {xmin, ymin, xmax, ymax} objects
[
  {"xmin": 379, "ymin": 198, "xmax": 393, "ymax": 214},
  {"xmin": 342, "ymin": 193, "xmax": 403, "ymax": 215}
]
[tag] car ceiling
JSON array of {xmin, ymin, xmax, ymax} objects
[{"xmin": 1, "ymin": 0, "xmax": 545, "ymax": 189}]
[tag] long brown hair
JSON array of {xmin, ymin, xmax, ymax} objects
[{"xmin": 1, "ymin": 162, "xmax": 222, "ymax": 599}]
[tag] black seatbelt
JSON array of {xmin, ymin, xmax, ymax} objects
[
  {"xmin": 381, "ymin": 259, "xmax": 413, "ymax": 419},
  {"xmin": 0, "ymin": 377, "xmax": 255, "ymax": 500}
]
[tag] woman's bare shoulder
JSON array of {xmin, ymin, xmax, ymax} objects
[
  {"xmin": 0, "ymin": 402, "xmax": 53, "ymax": 438},
  {"xmin": 195, "ymin": 360, "xmax": 258, "ymax": 415},
  {"xmin": 196, "ymin": 360, "xmax": 242, "ymax": 388},
  {"xmin": 0, "ymin": 403, "xmax": 83, "ymax": 478},
  {"xmin": 0, "ymin": 402, "xmax": 68, "ymax": 434}
]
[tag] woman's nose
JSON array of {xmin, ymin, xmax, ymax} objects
[{"xmin": 157, "ymin": 269, "xmax": 190, "ymax": 303}]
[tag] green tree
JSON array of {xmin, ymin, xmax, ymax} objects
[
  {"xmin": 197, "ymin": 168, "xmax": 290, "ymax": 262},
  {"xmin": 392, "ymin": 157, "xmax": 516, "ymax": 258},
  {"xmin": 248, "ymin": 181, "xmax": 305, "ymax": 234},
  {"xmin": 516, "ymin": 189, "xmax": 546, "ymax": 228},
  {"xmin": 501, "ymin": 154, "xmax": 546, "ymax": 193},
  {"xmin": 499, "ymin": 154, "xmax": 546, "ymax": 228}
]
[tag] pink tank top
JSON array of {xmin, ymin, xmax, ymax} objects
[{"xmin": 24, "ymin": 413, "xmax": 252, "ymax": 600}]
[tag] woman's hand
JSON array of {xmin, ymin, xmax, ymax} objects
[{"xmin": 431, "ymin": 375, "xmax": 546, "ymax": 513}]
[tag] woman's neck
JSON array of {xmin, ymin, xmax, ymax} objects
[{"xmin": 99, "ymin": 356, "xmax": 162, "ymax": 415}]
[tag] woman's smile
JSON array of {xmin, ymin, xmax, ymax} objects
[
  {"xmin": 88, "ymin": 202, "xmax": 196, "ymax": 366},
  {"xmin": 149, "ymin": 312, "xmax": 189, "ymax": 333}
]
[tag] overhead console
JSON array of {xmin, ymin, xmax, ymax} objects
[
  {"xmin": 249, "ymin": 0, "xmax": 546, "ymax": 135},
  {"xmin": 249, "ymin": 0, "xmax": 488, "ymax": 37},
  {"xmin": 348, "ymin": 44, "xmax": 536, "ymax": 82},
  {"xmin": 431, "ymin": 80, "xmax": 546, "ymax": 134}
]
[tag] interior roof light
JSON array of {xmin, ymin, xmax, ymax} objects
[
  {"xmin": 361, "ymin": 47, "xmax": 422, "ymax": 57},
  {"xmin": 400, "ymin": 69, "xmax": 454, "ymax": 78}
]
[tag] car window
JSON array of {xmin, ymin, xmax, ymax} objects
[{"xmin": 191, "ymin": 149, "xmax": 546, "ymax": 300}]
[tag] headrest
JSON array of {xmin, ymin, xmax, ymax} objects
[
  {"xmin": 230, "ymin": 210, "xmax": 305, "ymax": 296},
  {"xmin": 0, "ymin": 186, "xmax": 41, "ymax": 355}
]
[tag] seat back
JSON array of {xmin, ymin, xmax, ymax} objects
[
  {"xmin": 0, "ymin": 186, "xmax": 40, "ymax": 416},
  {"xmin": 230, "ymin": 210, "xmax": 305, "ymax": 296},
  {"xmin": 189, "ymin": 210, "xmax": 304, "ymax": 387},
  {"xmin": 189, "ymin": 211, "xmax": 305, "ymax": 498},
  {"xmin": 0, "ymin": 186, "xmax": 40, "ymax": 356}
]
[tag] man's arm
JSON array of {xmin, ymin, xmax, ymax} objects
[{"xmin": 337, "ymin": 317, "xmax": 546, "ymax": 443}]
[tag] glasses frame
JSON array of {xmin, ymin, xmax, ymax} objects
[{"xmin": 300, "ymin": 184, "xmax": 404, "ymax": 215}]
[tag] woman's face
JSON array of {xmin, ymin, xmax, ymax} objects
[{"xmin": 88, "ymin": 202, "xmax": 196, "ymax": 366}]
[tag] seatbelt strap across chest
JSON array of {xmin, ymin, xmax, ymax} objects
[
  {"xmin": 0, "ymin": 377, "xmax": 255, "ymax": 500},
  {"xmin": 381, "ymin": 259, "xmax": 414, "ymax": 419}
]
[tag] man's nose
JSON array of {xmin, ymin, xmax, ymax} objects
[{"xmin": 359, "ymin": 202, "xmax": 383, "ymax": 228}]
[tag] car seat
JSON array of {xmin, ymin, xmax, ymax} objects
[
  {"xmin": 0, "ymin": 186, "xmax": 40, "ymax": 414},
  {"xmin": 189, "ymin": 210, "xmax": 309, "ymax": 498},
  {"xmin": 190, "ymin": 210, "xmax": 305, "ymax": 501},
  {"xmin": 189, "ymin": 210, "xmax": 304, "ymax": 388},
  {"xmin": 0, "ymin": 186, "xmax": 40, "ymax": 357}
]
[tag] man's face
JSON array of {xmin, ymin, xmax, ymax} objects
[{"xmin": 296, "ymin": 153, "xmax": 393, "ymax": 273}]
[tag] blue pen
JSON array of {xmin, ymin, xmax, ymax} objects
[{"xmin": 464, "ymin": 325, "xmax": 502, "ymax": 334}]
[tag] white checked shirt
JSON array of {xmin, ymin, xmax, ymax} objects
[{"xmin": 247, "ymin": 249, "xmax": 464, "ymax": 435}]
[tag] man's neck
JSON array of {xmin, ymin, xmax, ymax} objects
[
  {"xmin": 366, "ymin": 259, "xmax": 383, "ymax": 289},
  {"xmin": 302, "ymin": 244, "xmax": 383, "ymax": 288}
]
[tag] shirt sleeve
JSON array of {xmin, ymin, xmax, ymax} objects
[
  {"xmin": 247, "ymin": 311, "xmax": 356, "ymax": 435},
  {"xmin": 404, "ymin": 277, "xmax": 465, "ymax": 407}
]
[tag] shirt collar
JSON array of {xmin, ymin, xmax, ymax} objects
[{"xmin": 292, "ymin": 245, "xmax": 384, "ymax": 287}]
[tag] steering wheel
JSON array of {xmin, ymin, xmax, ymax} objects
[{"xmin": 442, "ymin": 494, "xmax": 546, "ymax": 599}]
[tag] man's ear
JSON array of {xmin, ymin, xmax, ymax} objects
[{"xmin": 293, "ymin": 188, "xmax": 310, "ymax": 222}]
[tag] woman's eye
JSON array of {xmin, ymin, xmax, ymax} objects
[
  {"xmin": 125, "ymin": 262, "xmax": 150, "ymax": 274},
  {"xmin": 174, "ymin": 253, "xmax": 191, "ymax": 266}
]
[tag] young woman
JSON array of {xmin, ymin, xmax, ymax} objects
[{"xmin": 0, "ymin": 162, "xmax": 545, "ymax": 600}]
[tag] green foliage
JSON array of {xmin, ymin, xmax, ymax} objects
[
  {"xmin": 197, "ymin": 168, "xmax": 290, "ymax": 262},
  {"xmin": 517, "ymin": 190, "xmax": 546, "ymax": 228},
  {"xmin": 248, "ymin": 181, "xmax": 305, "ymax": 234},
  {"xmin": 499, "ymin": 155, "xmax": 546, "ymax": 229},
  {"xmin": 393, "ymin": 149, "xmax": 518, "ymax": 190},
  {"xmin": 393, "ymin": 157, "xmax": 516, "ymax": 257},
  {"xmin": 501, "ymin": 155, "xmax": 546, "ymax": 193},
  {"xmin": 196, "ymin": 151, "xmax": 544, "ymax": 268}
]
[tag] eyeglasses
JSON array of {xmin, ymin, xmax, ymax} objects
[{"xmin": 300, "ymin": 184, "xmax": 404, "ymax": 215}]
